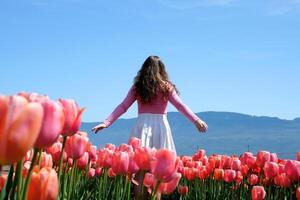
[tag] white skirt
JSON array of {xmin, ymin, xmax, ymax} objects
[{"xmin": 129, "ymin": 113, "xmax": 176, "ymax": 154}]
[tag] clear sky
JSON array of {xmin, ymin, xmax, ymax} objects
[{"xmin": 1, "ymin": 0, "xmax": 299, "ymax": 122}]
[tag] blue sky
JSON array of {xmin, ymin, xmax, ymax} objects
[{"xmin": 0, "ymin": 0, "xmax": 299, "ymax": 122}]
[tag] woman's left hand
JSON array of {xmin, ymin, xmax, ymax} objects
[{"xmin": 194, "ymin": 119, "xmax": 208, "ymax": 133}]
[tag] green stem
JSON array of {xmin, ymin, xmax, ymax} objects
[
  {"xmin": 37, "ymin": 149, "xmax": 42, "ymax": 169},
  {"xmin": 151, "ymin": 180, "xmax": 161, "ymax": 200},
  {"xmin": 10, "ymin": 160, "xmax": 23, "ymax": 200},
  {"xmin": 57, "ymin": 135, "xmax": 67, "ymax": 181},
  {"xmin": 21, "ymin": 148, "xmax": 39, "ymax": 200},
  {"xmin": 0, "ymin": 165, "xmax": 14, "ymax": 200}
]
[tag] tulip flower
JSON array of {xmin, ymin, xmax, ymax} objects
[
  {"xmin": 127, "ymin": 151, "xmax": 139, "ymax": 175},
  {"xmin": 134, "ymin": 147, "xmax": 155, "ymax": 170},
  {"xmin": 65, "ymin": 132, "xmax": 89, "ymax": 160},
  {"xmin": 224, "ymin": 169, "xmax": 236, "ymax": 183},
  {"xmin": 0, "ymin": 95, "xmax": 43, "ymax": 164},
  {"xmin": 58, "ymin": 99, "xmax": 84, "ymax": 136},
  {"xmin": 157, "ymin": 173, "xmax": 182, "ymax": 195},
  {"xmin": 27, "ymin": 167, "xmax": 58, "ymax": 200},
  {"xmin": 128, "ymin": 137, "xmax": 141, "ymax": 150},
  {"xmin": 297, "ymin": 152, "xmax": 300, "ymax": 162},
  {"xmin": 220, "ymin": 155, "xmax": 232, "ymax": 169},
  {"xmin": 151, "ymin": 149, "xmax": 178, "ymax": 182},
  {"xmin": 0, "ymin": 174, "xmax": 7, "ymax": 192},
  {"xmin": 274, "ymin": 173, "xmax": 291, "ymax": 187},
  {"xmin": 34, "ymin": 100, "xmax": 65, "ymax": 149},
  {"xmin": 184, "ymin": 167, "xmax": 197, "ymax": 181},
  {"xmin": 46, "ymin": 142, "xmax": 67, "ymax": 163},
  {"xmin": 199, "ymin": 166, "xmax": 210, "ymax": 180},
  {"xmin": 270, "ymin": 153, "xmax": 278, "ymax": 163},
  {"xmin": 284, "ymin": 160, "xmax": 300, "ymax": 182},
  {"xmin": 88, "ymin": 168, "xmax": 96, "ymax": 178},
  {"xmin": 87, "ymin": 144, "xmax": 97, "ymax": 161},
  {"xmin": 97, "ymin": 148, "xmax": 113, "ymax": 168},
  {"xmin": 178, "ymin": 185, "xmax": 188, "ymax": 197},
  {"xmin": 213, "ymin": 169, "xmax": 224, "ymax": 181},
  {"xmin": 111, "ymin": 151, "xmax": 129, "ymax": 175},
  {"xmin": 143, "ymin": 172, "xmax": 155, "ymax": 188},
  {"xmin": 231, "ymin": 159, "xmax": 241, "ymax": 171},
  {"xmin": 296, "ymin": 186, "xmax": 300, "ymax": 200},
  {"xmin": 39, "ymin": 152, "xmax": 53, "ymax": 168},
  {"xmin": 76, "ymin": 152, "xmax": 89, "ymax": 169},
  {"xmin": 256, "ymin": 151, "xmax": 271, "ymax": 167},
  {"xmin": 95, "ymin": 167, "xmax": 102, "ymax": 176},
  {"xmin": 251, "ymin": 186, "xmax": 266, "ymax": 200},
  {"xmin": 248, "ymin": 174, "xmax": 259, "ymax": 185},
  {"xmin": 263, "ymin": 162, "xmax": 279, "ymax": 180},
  {"xmin": 108, "ymin": 168, "xmax": 116, "ymax": 178}
]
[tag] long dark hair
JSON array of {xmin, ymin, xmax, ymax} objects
[{"xmin": 134, "ymin": 56, "xmax": 178, "ymax": 103}]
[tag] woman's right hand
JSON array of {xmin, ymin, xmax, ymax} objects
[
  {"xmin": 92, "ymin": 123, "xmax": 107, "ymax": 134},
  {"xmin": 194, "ymin": 119, "xmax": 208, "ymax": 133}
]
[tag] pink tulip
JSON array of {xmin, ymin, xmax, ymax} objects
[
  {"xmin": 47, "ymin": 142, "xmax": 67, "ymax": 163},
  {"xmin": 39, "ymin": 152, "xmax": 53, "ymax": 168},
  {"xmin": 231, "ymin": 159, "xmax": 241, "ymax": 171},
  {"xmin": 105, "ymin": 143, "xmax": 116, "ymax": 151},
  {"xmin": 224, "ymin": 169, "xmax": 236, "ymax": 183},
  {"xmin": 158, "ymin": 173, "xmax": 181, "ymax": 195},
  {"xmin": 284, "ymin": 160, "xmax": 300, "ymax": 182},
  {"xmin": 88, "ymin": 168, "xmax": 96, "ymax": 178},
  {"xmin": 151, "ymin": 149, "xmax": 178, "ymax": 182},
  {"xmin": 256, "ymin": 151, "xmax": 270, "ymax": 167},
  {"xmin": 22, "ymin": 161, "xmax": 31, "ymax": 178},
  {"xmin": 199, "ymin": 166, "xmax": 210, "ymax": 180},
  {"xmin": 178, "ymin": 185, "xmax": 188, "ymax": 197},
  {"xmin": 220, "ymin": 155, "xmax": 232, "ymax": 169},
  {"xmin": 184, "ymin": 167, "xmax": 198, "ymax": 181},
  {"xmin": 34, "ymin": 100, "xmax": 65, "ymax": 149},
  {"xmin": 235, "ymin": 171, "xmax": 243, "ymax": 184},
  {"xmin": 97, "ymin": 148, "xmax": 113, "ymax": 168},
  {"xmin": 87, "ymin": 144, "xmax": 97, "ymax": 161},
  {"xmin": 193, "ymin": 149, "xmax": 206, "ymax": 161},
  {"xmin": 127, "ymin": 151, "xmax": 139, "ymax": 175},
  {"xmin": 118, "ymin": 143, "xmax": 133, "ymax": 153},
  {"xmin": 0, "ymin": 95, "xmax": 43, "ymax": 164},
  {"xmin": 296, "ymin": 186, "xmax": 300, "ymax": 200},
  {"xmin": 111, "ymin": 151, "xmax": 129, "ymax": 175},
  {"xmin": 270, "ymin": 153, "xmax": 278, "ymax": 163},
  {"xmin": 58, "ymin": 99, "xmax": 84, "ymax": 136},
  {"xmin": 76, "ymin": 152, "xmax": 89, "ymax": 169},
  {"xmin": 128, "ymin": 137, "xmax": 141, "ymax": 150},
  {"xmin": 134, "ymin": 147, "xmax": 155, "ymax": 170},
  {"xmin": 143, "ymin": 172, "xmax": 155, "ymax": 188},
  {"xmin": 65, "ymin": 132, "xmax": 89, "ymax": 160},
  {"xmin": 240, "ymin": 152, "xmax": 253, "ymax": 165},
  {"xmin": 251, "ymin": 186, "xmax": 266, "ymax": 200},
  {"xmin": 263, "ymin": 162, "xmax": 279, "ymax": 179},
  {"xmin": 248, "ymin": 174, "xmax": 259, "ymax": 185}
]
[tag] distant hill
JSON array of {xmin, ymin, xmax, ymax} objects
[{"xmin": 81, "ymin": 112, "xmax": 300, "ymax": 159}]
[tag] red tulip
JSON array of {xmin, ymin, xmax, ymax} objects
[
  {"xmin": 284, "ymin": 160, "xmax": 300, "ymax": 182},
  {"xmin": 95, "ymin": 167, "xmax": 102, "ymax": 176},
  {"xmin": 263, "ymin": 162, "xmax": 279, "ymax": 179},
  {"xmin": 297, "ymin": 152, "xmax": 300, "ymax": 162},
  {"xmin": 143, "ymin": 172, "xmax": 155, "ymax": 187},
  {"xmin": 274, "ymin": 173, "xmax": 291, "ymax": 187},
  {"xmin": 34, "ymin": 100, "xmax": 65, "ymax": 149},
  {"xmin": 108, "ymin": 167, "xmax": 116, "ymax": 177},
  {"xmin": 213, "ymin": 169, "xmax": 224, "ymax": 181},
  {"xmin": 65, "ymin": 132, "xmax": 89, "ymax": 160},
  {"xmin": 39, "ymin": 152, "xmax": 53, "ymax": 168},
  {"xmin": 240, "ymin": 152, "xmax": 253, "ymax": 165},
  {"xmin": 118, "ymin": 143, "xmax": 133, "ymax": 153},
  {"xmin": 128, "ymin": 137, "xmax": 141, "ymax": 150},
  {"xmin": 248, "ymin": 174, "xmax": 259, "ymax": 185},
  {"xmin": 199, "ymin": 166, "xmax": 210, "ymax": 180},
  {"xmin": 87, "ymin": 144, "xmax": 97, "ymax": 161},
  {"xmin": 105, "ymin": 143, "xmax": 116, "ymax": 151},
  {"xmin": 134, "ymin": 147, "xmax": 155, "ymax": 170},
  {"xmin": 151, "ymin": 149, "xmax": 178, "ymax": 182},
  {"xmin": 27, "ymin": 167, "xmax": 58, "ymax": 200},
  {"xmin": 0, "ymin": 174, "xmax": 7, "ymax": 192},
  {"xmin": 178, "ymin": 185, "xmax": 188, "ymax": 197},
  {"xmin": 224, "ymin": 169, "xmax": 236, "ymax": 183},
  {"xmin": 251, "ymin": 186, "xmax": 266, "ymax": 200},
  {"xmin": 0, "ymin": 95, "xmax": 43, "ymax": 164},
  {"xmin": 220, "ymin": 155, "xmax": 232, "ymax": 169},
  {"xmin": 76, "ymin": 152, "xmax": 89, "ymax": 169},
  {"xmin": 58, "ymin": 99, "xmax": 84, "ymax": 136},
  {"xmin": 193, "ymin": 149, "xmax": 206, "ymax": 161},
  {"xmin": 127, "ymin": 151, "xmax": 139, "ymax": 175},
  {"xmin": 111, "ymin": 151, "xmax": 129, "ymax": 175},
  {"xmin": 184, "ymin": 167, "xmax": 197, "ymax": 181},
  {"xmin": 158, "ymin": 173, "xmax": 181, "ymax": 195},
  {"xmin": 270, "ymin": 153, "xmax": 278, "ymax": 163},
  {"xmin": 296, "ymin": 186, "xmax": 300, "ymax": 200},
  {"xmin": 22, "ymin": 161, "xmax": 31, "ymax": 178}
]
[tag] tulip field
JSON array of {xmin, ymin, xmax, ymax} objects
[{"xmin": 0, "ymin": 93, "xmax": 300, "ymax": 200}]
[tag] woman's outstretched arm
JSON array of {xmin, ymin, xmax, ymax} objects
[
  {"xmin": 168, "ymin": 88, "xmax": 208, "ymax": 132},
  {"xmin": 92, "ymin": 85, "xmax": 136, "ymax": 133}
]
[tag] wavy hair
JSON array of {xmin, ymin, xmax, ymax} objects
[{"xmin": 134, "ymin": 56, "xmax": 178, "ymax": 103}]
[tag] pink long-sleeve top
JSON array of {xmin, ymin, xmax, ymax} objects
[{"xmin": 103, "ymin": 83, "xmax": 200, "ymax": 127}]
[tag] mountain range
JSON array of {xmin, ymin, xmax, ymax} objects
[{"xmin": 81, "ymin": 112, "xmax": 300, "ymax": 159}]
